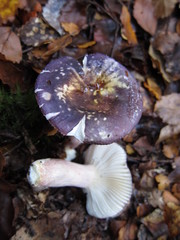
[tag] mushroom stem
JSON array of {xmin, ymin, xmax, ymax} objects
[
  {"xmin": 28, "ymin": 158, "xmax": 97, "ymax": 191},
  {"xmin": 64, "ymin": 136, "xmax": 82, "ymax": 161}
]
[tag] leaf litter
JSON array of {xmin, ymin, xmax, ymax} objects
[{"xmin": 0, "ymin": 0, "xmax": 179, "ymax": 239}]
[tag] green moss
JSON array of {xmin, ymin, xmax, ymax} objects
[{"xmin": 0, "ymin": 86, "xmax": 45, "ymax": 136}]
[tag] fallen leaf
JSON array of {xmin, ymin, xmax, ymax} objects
[
  {"xmin": 20, "ymin": 17, "xmax": 59, "ymax": 47},
  {"xmin": 133, "ymin": 0, "xmax": 157, "ymax": 35},
  {"xmin": 42, "ymin": 0, "xmax": 65, "ymax": 35},
  {"xmin": 144, "ymin": 78, "xmax": 162, "ymax": 100},
  {"xmin": 157, "ymin": 124, "xmax": 180, "ymax": 143},
  {"xmin": 155, "ymin": 93, "xmax": 180, "ymax": 125},
  {"xmin": 141, "ymin": 209, "xmax": 168, "ymax": 238},
  {"xmin": 140, "ymin": 170, "xmax": 156, "ymax": 190},
  {"xmin": 61, "ymin": 22, "xmax": 80, "ymax": 36},
  {"xmin": 149, "ymin": 30, "xmax": 180, "ymax": 81},
  {"xmin": 163, "ymin": 190, "xmax": 179, "ymax": 205},
  {"xmin": 152, "ymin": 0, "xmax": 178, "ymax": 19},
  {"xmin": 155, "ymin": 174, "xmax": 170, "ymax": 191},
  {"xmin": 43, "ymin": 34, "xmax": 72, "ymax": 57},
  {"xmin": 120, "ymin": 5, "xmax": 138, "ymax": 45},
  {"xmin": 164, "ymin": 202, "xmax": 180, "ymax": 237},
  {"xmin": 0, "ymin": 61, "xmax": 25, "ymax": 91},
  {"xmin": 118, "ymin": 221, "xmax": 138, "ymax": 240},
  {"xmin": 0, "ymin": 27, "xmax": 22, "ymax": 63},
  {"xmin": 137, "ymin": 204, "xmax": 153, "ymax": 218},
  {"xmin": 77, "ymin": 41, "xmax": 96, "ymax": 49},
  {"xmin": 163, "ymin": 143, "xmax": 179, "ymax": 159},
  {"xmin": 172, "ymin": 183, "xmax": 180, "ymax": 201},
  {"xmin": 59, "ymin": 0, "xmax": 87, "ymax": 32},
  {"xmin": 133, "ymin": 136, "xmax": 154, "ymax": 156}
]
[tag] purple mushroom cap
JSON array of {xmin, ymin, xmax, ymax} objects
[{"xmin": 35, "ymin": 53, "xmax": 142, "ymax": 144}]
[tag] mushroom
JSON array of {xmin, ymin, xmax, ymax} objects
[
  {"xmin": 35, "ymin": 53, "xmax": 142, "ymax": 144},
  {"xmin": 28, "ymin": 143, "xmax": 132, "ymax": 219}
]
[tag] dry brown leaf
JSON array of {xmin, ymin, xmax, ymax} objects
[
  {"xmin": 120, "ymin": 5, "xmax": 138, "ymax": 45},
  {"xmin": 164, "ymin": 202, "xmax": 180, "ymax": 237},
  {"xmin": 141, "ymin": 209, "xmax": 168, "ymax": 238},
  {"xmin": 0, "ymin": 61, "xmax": 25, "ymax": 91},
  {"xmin": 157, "ymin": 125, "xmax": 180, "ymax": 143},
  {"xmin": 155, "ymin": 174, "xmax": 170, "ymax": 191},
  {"xmin": 133, "ymin": 136, "xmax": 154, "ymax": 156},
  {"xmin": 172, "ymin": 183, "xmax": 180, "ymax": 201},
  {"xmin": 0, "ymin": 27, "xmax": 22, "ymax": 63},
  {"xmin": 163, "ymin": 190, "xmax": 179, "ymax": 205},
  {"xmin": 133, "ymin": 0, "xmax": 157, "ymax": 35},
  {"xmin": 43, "ymin": 34, "xmax": 72, "ymax": 57},
  {"xmin": 163, "ymin": 144, "xmax": 179, "ymax": 159},
  {"xmin": 149, "ymin": 31, "xmax": 180, "ymax": 81},
  {"xmin": 144, "ymin": 78, "xmax": 162, "ymax": 100},
  {"xmin": 61, "ymin": 22, "xmax": 80, "ymax": 36},
  {"xmin": 155, "ymin": 93, "xmax": 180, "ymax": 125},
  {"xmin": 152, "ymin": 0, "xmax": 178, "ymax": 19},
  {"xmin": 59, "ymin": 0, "xmax": 87, "ymax": 32},
  {"xmin": 77, "ymin": 41, "xmax": 96, "ymax": 49},
  {"xmin": 118, "ymin": 221, "xmax": 138, "ymax": 240},
  {"xmin": 136, "ymin": 204, "xmax": 153, "ymax": 218}
]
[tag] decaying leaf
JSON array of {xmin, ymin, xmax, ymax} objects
[
  {"xmin": 0, "ymin": 27, "xmax": 22, "ymax": 63},
  {"xmin": 144, "ymin": 78, "xmax": 162, "ymax": 100},
  {"xmin": 149, "ymin": 30, "xmax": 180, "ymax": 81},
  {"xmin": 20, "ymin": 17, "xmax": 59, "ymax": 47},
  {"xmin": 157, "ymin": 124, "xmax": 180, "ymax": 143},
  {"xmin": 172, "ymin": 183, "xmax": 180, "ymax": 201},
  {"xmin": 155, "ymin": 174, "xmax": 170, "ymax": 191},
  {"xmin": 155, "ymin": 93, "xmax": 180, "ymax": 126},
  {"xmin": 120, "ymin": 5, "xmax": 138, "ymax": 45},
  {"xmin": 77, "ymin": 41, "xmax": 96, "ymax": 49},
  {"xmin": 61, "ymin": 22, "xmax": 80, "ymax": 36},
  {"xmin": 0, "ymin": 61, "xmax": 25, "ymax": 91},
  {"xmin": 152, "ymin": 0, "xmax": 178, "ymax": 19},
  {"xmin": 163, "ymin": 143, "xmax": 179, "ymax": 159},
  {"xmin": 42, "ymin": 0, "xmax": 65, "ymax": 35},
  {"xmin": 59, "ymin": 0, "xmax": 87, "ymax": 32},
  {"xmin": 163, "ymin": 191, "xmax": 179, "ymax": 205},
  {"xmin": 133, "ymin": 0, "xmax": 157, "ymax": 35},
  {"xmin": 118, "ymin": 220, "xmax": 138, "ymax": 240},
  {"xmin": 141, "ymin": 209, "xmax": 168, "ymax": 238},
  {"xmin": 164, "ymin": 202, "xmax": 180, "ymax": 237}
]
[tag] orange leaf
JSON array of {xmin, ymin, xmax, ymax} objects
[
  {"xmin": 120, "ymin": 5, "xmax": 138, "ymax": 45},
  {"xmin": 77, "ymin": 41, "xmax": 96, "ymax": 49},
  {"xmin": 143, "ymin": 78, "xmax": 162, "ymax": 100}
]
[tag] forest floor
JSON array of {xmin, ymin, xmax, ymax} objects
[{"xmin": 0, "ymin": 0, "xmax": 180, "ymax": 239}]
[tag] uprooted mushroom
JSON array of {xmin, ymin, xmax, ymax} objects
[
  {"xmin": 28, "ymin": 143, "xmax": 132, "ymax": 219},
  {"xmin": 28, "ymin": 53, "xmax": 142, "ymax": 218}
]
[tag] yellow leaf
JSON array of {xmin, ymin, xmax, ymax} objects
[
  {"xmin": 155, "ymin": 174, "xmax": 170, "ymax": 191},
  {"xmin": 0, "ymin": 0, "xmax": 19, "ymax": 22},
  {"xmin": 61, "ymin": 22, "xmax": 80, "ymax": 36}
]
